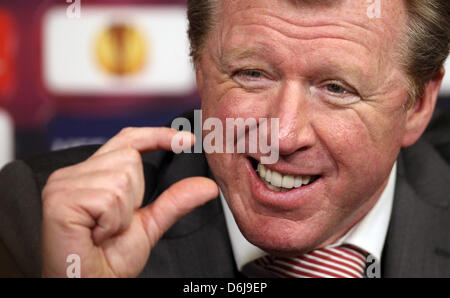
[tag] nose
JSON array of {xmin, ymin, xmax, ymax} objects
[{"xmin": 272, "ymin": 80, "xmax": 316, "ymax": 156}]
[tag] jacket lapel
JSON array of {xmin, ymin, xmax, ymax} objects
[{"xmin": 382, "ymin": 141, "xmax": 450, "ymax": 277}]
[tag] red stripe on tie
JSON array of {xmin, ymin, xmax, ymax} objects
[
  {"xmin": 321, "ymin": 248, "xmax": 366, "ymax": 268},
  {"xmin": 265, "ymin": 265, "xmax": 299, "ymax": 278},
  {"xmin": 269, "ymin": 261, "xmax": 327, "ymax": 278},
  {"xmin": 248, "ymin": 245, "xmax": 367, "ymax": 278},
  {"xmin": 295, "ymin": 255, "xmax": 361, "ymax": 278},
  {"xmin": 277, "ymin": 257, "xmax": 352, "ymax": 278},
  {"xmin": 336, "ymin": 246, "xmax": 366, "ymax": 263},
  {"xmin": 309, "ymin": 250, "xmax": 364, "ymax": 274}
]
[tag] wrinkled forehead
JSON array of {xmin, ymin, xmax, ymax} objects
[{"xmin": 216, "ymin": 0, "xmax": 407, "ymax": 44}]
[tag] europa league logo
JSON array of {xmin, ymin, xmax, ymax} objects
[{"xmin": 95, "ymin": 23, "xmax": 148, "ymax": 76}]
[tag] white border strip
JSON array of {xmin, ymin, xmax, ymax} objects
[{"xmin": 440, "ymin": 60, "xmax": 450, "ymax": 96}]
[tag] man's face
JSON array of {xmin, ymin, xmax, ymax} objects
[{"xmin": 198, "ymin": 0, "xmax": 411, "ymax": 255}]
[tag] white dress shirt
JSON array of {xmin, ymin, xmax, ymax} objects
[{"xmin": 220, "ymin": 162, "xmax": 397, "ymax": 272}]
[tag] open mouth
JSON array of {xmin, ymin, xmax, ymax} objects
[{"xmin": 249, "ymin": 157, "xmax": 320, "ymax": 192}]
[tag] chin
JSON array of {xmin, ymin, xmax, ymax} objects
[{"xmin": 236, "ymin": 213, "xmax": 323, "ymax": 256}]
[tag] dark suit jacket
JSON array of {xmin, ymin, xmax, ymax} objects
[{"xmin": 1, "ymin": 109, "xmax": 449, "ymax": 278}]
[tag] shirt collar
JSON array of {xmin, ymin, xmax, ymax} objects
[{"xmin": 220, "ymin": 162, "xmax": 397, "ymax": 271}]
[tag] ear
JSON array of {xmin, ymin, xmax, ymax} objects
[{"xmin": 401, "ymin": 68, "xmax": 445, "ymax": 148}]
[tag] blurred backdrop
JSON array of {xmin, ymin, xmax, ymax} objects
[{"xmin": 0, "ymin": 0, "xmax": 449, "ymax": 169}]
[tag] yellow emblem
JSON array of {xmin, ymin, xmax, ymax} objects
[{"xmin": 95, "ymin": 23, "xmax": 147, "ymax": 76}]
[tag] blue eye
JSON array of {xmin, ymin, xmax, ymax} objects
[
  {"xmin": 326, "ymin": 83, "xmax": 347, "ymax": 94},
  {"xmin": 318, "ymin": 81, "xmax": 361, "ymax": 106},
  {"xmin": 232, "ymin": 69, "xmax": 274, "ymax": 89}
]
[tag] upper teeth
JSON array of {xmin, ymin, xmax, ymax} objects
[{"xmin": 257, "ymin": 163, "xmax": 312, "ymax": 191}]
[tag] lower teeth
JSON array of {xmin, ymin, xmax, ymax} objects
[
  {"xmin": 261, "ymin": 176, "xmax": 318, "ymax": 192},
  {"xmin": 263, "ymin": 181, "xmax": 292, "ymax": 192}
]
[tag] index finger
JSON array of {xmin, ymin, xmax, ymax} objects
[{"xmin": 93, "ymin": 127, "xmax": 195, "ymax": 157}]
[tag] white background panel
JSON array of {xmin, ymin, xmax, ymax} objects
[
  {"xmin": 43, "ymin": 6, "xmax": 195, "ymax": 96},
  {"xmin": 441, "ymin": 59, "xmax": 450, "ymax": 96},
  {"xmin": 0, "ymin": 108, "xmax": 13, "ymax": 170}
]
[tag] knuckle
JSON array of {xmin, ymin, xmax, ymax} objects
[
  {"xmin": 47, "ymin": 168, "xmax": 66, "ymax": 182},
  {"xmin": 113, "ymin": 171, "xmax": 132, "ymax": 193},
  {"xmin": 42, "ymin": 180, "xmax": 65, "ymax": 203},
  {"xmin": 102, "ymin": 192, "xmax": 130, "ymax": 228},
  {"xmin": 123, "ymin": 161, "xmax": 141, "ymax": 181},
  {"xmin": 41, "ymin": 185, "xmax": 54, "ymax": 202},
  {"xmin": 42, "ymin": 190, "xmax": 67, "ymax": 217},
  {"xmin": 102, "ymin": 191, "xmax": 119, "ymax": 211},
  {"xmin": 121, "ymin": 147, "xmax": 142, "ymax": 164},
  {"xmin": 119, "ymin": 127, "xmax": 136, "ymax": 138}
]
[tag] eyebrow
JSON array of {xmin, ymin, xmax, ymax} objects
[{"xmin": 219, "ymin": 45, "xmax": 278, "ymax": 66}]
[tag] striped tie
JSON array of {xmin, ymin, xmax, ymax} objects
[{"xmin": 252, "ymin": 245, "xmax": 367, "ymax": 278}]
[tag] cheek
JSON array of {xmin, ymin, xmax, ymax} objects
[
  {"xmin": 318, "ymin": 109, "xmax": 402, "ymax": 168},
  {"xmin": 201, "ymin": 87, "xmax": 272, "ymax": 122},
  {"xmin": 315, "ymin": 110, "xmax": 401, "ymax": 205},
  {"xmin": 201, "ymin": 90, "xmax": 271, "ymax": 199},
  {"xmin": 326, "ymin": 119, "xmax": 372, "ymax": 165}
]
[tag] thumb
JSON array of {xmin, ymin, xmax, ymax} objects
[{"xmin": 138, "ymin": 177, "xmax": 219, "ymax": 247}]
